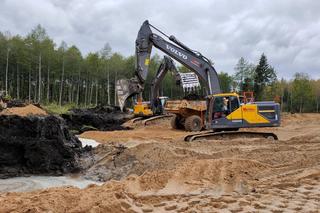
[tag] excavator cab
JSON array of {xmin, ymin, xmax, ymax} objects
[
  {"xmin": 154, "ymin": 96, "xmax": 169, "ymax": 114},
  {"xmin": 208, "ymin": 93, "xmax": 240, "ymax": 128},
  {"xmin": 207, "ymin": 93, "xmax": 280, "ymax": 130}
]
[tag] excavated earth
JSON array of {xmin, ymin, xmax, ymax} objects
[
  {"xmin": 1, "ymin": 113, "xmax": 320, "ymax": 212},
  {"xmin": 61, "ymin": 105, "xmax": 133, "ymax": 133},
  {"xmin": 0, "ymin": 105, "xmax": 90, "ymax": 179}
]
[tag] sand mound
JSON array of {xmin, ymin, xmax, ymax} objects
[
  {"xmin": 0, "ymin": 182, "xmax": 132, "ymax": 213},
  {"xmin": 0, "ymin": 104, "xmax": 47, "ymax": 117},
  {"xmin": 127, "ymin": 159, "xmax": 269, "ymax": 195},
  {"xmin": 83, "ymin": 143, "xmax": 212, "ymax": 181}
]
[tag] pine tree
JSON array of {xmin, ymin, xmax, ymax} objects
[
  {"xmin": 233, "ymin": 57, "xmax": 255, "ymax": 92},
  {"xmin": 253, "ymin": 54, "xmax": 276, "ymax": 100}
]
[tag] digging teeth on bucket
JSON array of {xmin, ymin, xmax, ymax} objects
[{"xmin": 184, "ymin": 131, "xmax": 278, "ymax": 142}]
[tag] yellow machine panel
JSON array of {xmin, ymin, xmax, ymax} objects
[
  {"xmin": 134, "ymin": 103, "xmax": 153, "ymax": 117},
  {"xmin": 227, "ymin": 104, "xmax": 270, "ymax": 124}
]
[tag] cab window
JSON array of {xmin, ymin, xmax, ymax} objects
[
  {"xmin": 229, "ymin": 96, "xmax": 239, "ymax": 112},
  {"xmin": 212, "ymin": 96, "xmax": 239, "ymax": 119}
]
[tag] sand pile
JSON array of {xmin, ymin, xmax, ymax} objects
[
  {"xmin": 79, "ymin": 125, "xmax": 187, "ymax": 143},
  {"xmin": 0, "ymin": 181, "xmax": 131, "ymax": 213},
  {"xmin": 126, "ymin": 159, "xmax": 270, "ymax": 195},
  {"xmin": 1, "ymin": 158, "xmax": 319, "ymax": 213},
  {"xmin": 0, "ymin": 104, "xmax": 47, "ymax": 117},
  {"xmin": 83, "ymin": 142, "xmax": 212, "ymax": 181},
  {"xmin": 0, "ymin": 159, "xmax": 271, "ymax": 212}
]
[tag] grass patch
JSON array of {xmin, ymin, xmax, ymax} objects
[{"xmin": 42, "ymin": 103, "xmax": 76, "ymax": 115}]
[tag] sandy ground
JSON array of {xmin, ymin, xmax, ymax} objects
[
  {"xmin": 1, "ymin": 113, "xmax": 320, "ymax": 212},
  {"xmin": 0, "ymin": 104, "xmax": 47, "ymax": 116}
]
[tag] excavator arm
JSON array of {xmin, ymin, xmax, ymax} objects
[
  {"xmin": 150, "ymin": 56, "xmax": 180, "ymax": 111},
  {"xmin": 116, "ymin": 20, "xmax": 221, "ymax": 111},
  {"xmin": 136, "ymin": 20, "xmax": 221, "ymax": 95}
]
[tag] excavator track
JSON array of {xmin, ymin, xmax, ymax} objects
[
  {"xmin": 130, "ymin": 117, "xmax": 144, "ymax": 124},
  {"xmin": 124, "ymin": 114, "xmax": 173, "ymax": 127},
  {"xmin": 142, "ymin": 114, "xmax": 173, "ymax": 125},
  {"xmin": 184, "ymin": 131, "xmax": 278, "ymax": 142}
]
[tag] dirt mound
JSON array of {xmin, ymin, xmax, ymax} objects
[
  {"xmin": 0, "ymin": 182, "xmax": 131, "ymax": 213},
  {"xmin": 127, "ymin": 159, "xmax": 269, "ymax": 194},
  {"xmin": 5, "ymin": 99, "xmax": 26, "ymax": 108},
  {"xmin": 0, "ymin": 104, "xmax": 47, "ymax": 117},
  {"xmin": 83, "ymin": 143, "xmax": 212, "ymax": 181},
  {"xmin": 0, "ymin": 115, "xmax": 85, "ymax": 178},
  {"xmin": 0, "ymin": 159, "xmax": 270, "ymax": 213},
  {"xmin": 79, "ymin": 125, "xmax": 187, "ymax": 144},
  {"xmin": 61, "ymin": 105, "xmax": 133, "ymax": 133}
]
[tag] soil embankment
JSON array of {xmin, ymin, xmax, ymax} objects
[
  {"xmin": 61, "ymin": 105, "xmax": 133, "ymax": 133},
  {"xmin": 0, "ymin": 104, "xmax": 90, "ymax": 178},
  {"xmin": 0, "ymin": 115, "xmax": 84, "ymax": 178}
]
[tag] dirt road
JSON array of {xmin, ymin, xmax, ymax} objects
[{"xmin": 1, "ymin": 113, "xmax": 320, "ymax": 212}]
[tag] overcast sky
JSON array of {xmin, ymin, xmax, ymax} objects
[{"xmin": 1, "ymin": 0, "xmax": 319, "ymax": 79}]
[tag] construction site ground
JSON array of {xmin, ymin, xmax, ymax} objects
[{"xmin": 1, "ymin": 113, "xmax": 320, "ymax": 212}]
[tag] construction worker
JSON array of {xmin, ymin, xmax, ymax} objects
[{"xmin": 222, "ymin": 97, "xmax": 229, "ymax": 116}]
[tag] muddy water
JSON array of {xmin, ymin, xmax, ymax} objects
[
  {"xmin": 0, "ymin": 176, "xmax": 103, "ymax": 193},
  {"xmin": 0, "ymin": 137, "xmax": 102, "ymax": 193}
]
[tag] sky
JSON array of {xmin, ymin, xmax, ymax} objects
[{"xmin": 0, "ymin": 0, "xmax": 320, "ymax": 79}]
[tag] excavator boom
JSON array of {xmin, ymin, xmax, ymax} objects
[{"xmin": 136, "ymin": 20, "xmax": 221, "ymax": 95}]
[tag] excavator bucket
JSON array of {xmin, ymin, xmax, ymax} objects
[
  {"xmin": 116, "ymin": 78, "xmax": 143, "ymax": 111},
  {"xmin": 178, "ymin": 72, "xmax": 200, "ymax": 92}
]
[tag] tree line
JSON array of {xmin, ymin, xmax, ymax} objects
[
  {"xmin": 0, "ymin": 25, "xmax": 319, "ymax": 112},
  {"xmin": 231, "ymin": 55, "xmax": 320, "ymax": 113}
]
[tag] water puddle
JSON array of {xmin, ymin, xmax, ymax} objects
[
  {"xmin": 0, "ymin": 137, "xmax": 102, "ymax": 193},
  {"xmin": 0, "ymin": 176, "xmax": 103, "ymax": 193},
  {"xmin": 78, "ymin": 137, "xmax": 100, "ymax": 147}
]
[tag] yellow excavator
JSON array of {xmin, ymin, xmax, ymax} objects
[{"xmin": 118, "ymin": 20, "xmax": 281, "ymax": 141}]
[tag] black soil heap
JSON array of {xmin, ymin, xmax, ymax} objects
[
  {"xmin": 61, "ymin": 105, "xmax": 133, "ymax": 133},
  {"xmin": 0, "ymin": 115, "xmax": 83, "ymax": 178},
  {"xmin": 6, "ymin": 99, "xmax": 26, "ymax": 108}
]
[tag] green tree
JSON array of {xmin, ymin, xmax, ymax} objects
[
  {"xmin": 57, "ymin": 41, "xmax": 68, "ymax": 106},
  {"xmin": 311, "ymin": 79, "xmax": 320, "ymax": 112},
  {"xmin": 253, "ymin": 54, "xmax": 277, "ymax": 100},
  {"xmin": 218, "ymin": 72, "xmax": 233, "ymax": 93},
  {"xmin": 25, "ymin": 25, "xmax": 49, "ymax": 102},
  {"xmin": 292, "ymin": 73, "xmax": 313, "ymax": 113},
  {"xmin": 233, "ymin": 57, "xmax": 255, "ymax": 92}
]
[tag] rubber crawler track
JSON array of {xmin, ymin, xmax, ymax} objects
[{"xmin": 184, "ymin": 131, "xmax": 278, "ymax": 142}]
